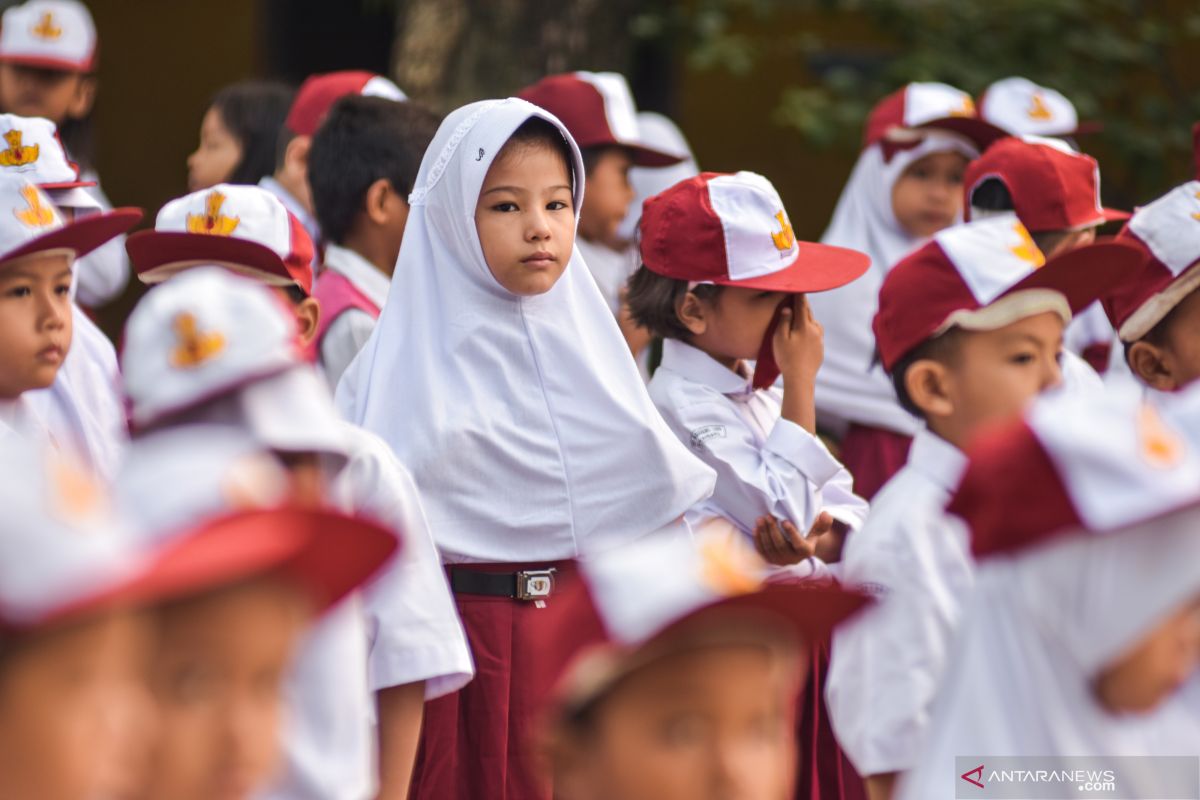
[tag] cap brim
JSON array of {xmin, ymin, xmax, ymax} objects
[
  {"xmin": 1002, "ymin": 238, "xmax": 1146, "ymax": 315},
  {"xmin": 916, "ymin": 117, "xmax": 1010, "ymax": 151},
  {"xmin": 45, "ymin": 186, "xmax": 102, "ymax": 211},
  {"xmin": 626, "ymin": 143, "xmax": 686, "ymax": 168},
  {"xmin": 128, "ymin": 230, "xmax": 297, "ymax": 288},
  {"xmin": 1, "ymin": 207, "xmax": 142, "ymax": 265},
  {"xmin": 0, "ymin": 53, "xmax": 92, "ymax": 72},
  {"xmin": 716, "ymin": 242, "xmax": 872, "ymax": 294},
  {"xmin": 1101, "ymin": 207, "xmax": 1131, "ymax": 225}
]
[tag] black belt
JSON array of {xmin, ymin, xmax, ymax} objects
[{"xmin": 449, "ymin": 567, "xmax": 557, "ymax": 601}]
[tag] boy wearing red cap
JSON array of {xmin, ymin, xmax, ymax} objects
[
  {"xmin": 1102, "ymin": 181, "xmax": 1200, "ymax": 394},
  {"xmin": 825, "ymin": 214, "xmax": 1141, "ymax": 800}
]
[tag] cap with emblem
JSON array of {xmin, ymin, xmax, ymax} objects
[
  {"xmin": 964, "ymin": 135, "xmax": 1129, "ymax": 231},
  {"xmin": 285, "ymin": 70, "xmax": 407, "ymax": 138},
  {"xmin": 873, "ymin": 213, "xmax": 1143, "ymax": 372},
  {"xmin": 0, "ymin": 0, "xmax": 96, "ymax": 73},
  {"xmin": 126, "ymin": 184, "xmax": 314, "ymax": 294},
  {"xmin": 864, "ymin": 82, "xmax": 1009, "ymax": 152},
  {"xmin": 0, "ymin": 113, "xmax": 99, "ymax": 209},
  {"xmin": 121, "ymin": 267, "xmax": 348, "ymax": 467},
  {"xmin": 1102, "ymin": 181, "xmax": 1200, "ymax": 342},
  {"xmin": 978, "ymin": 77, "xmax": 1098, "ymax": 138},
  {"xmin": 0, "ymin": 174, "xmax": 139, "ymax": 267},
  {"xmin": 518, "ymin": 71, "xmax": 682, "ymax": 167},
  {"xmin": 530, "ymin": 530, "xmax": 869, "ymax": 720}
]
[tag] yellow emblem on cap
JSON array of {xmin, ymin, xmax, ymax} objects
[
  {"xmin": 1137, "ymin": 403, "xmax": 1184, "ymax": 469},
  {"xmin": 1010, "ymin": 222, "xmax": 1046, "ymax": 269},
  {"xmin": 1027, "ymin": 92, "xmax": 1053, "ymax": 121},
  {"xmin": 186, "ymin": 190, "xmax": 241, "ymax": 236},
  {"xmin": 13, "ymin": 184, "xmax": 56, "ymax": 228},
  {"xmin": 1192, "ymin": 191, "xmax": 1200, "ymax": 222},
  {"xmin": 169, "ymin": 312, "xmax": 226, "ymax": 369},
  {"xmin": 949, "ymin": 95, "xmax": 976, "ymax": 118},
  {"xmin": 771, "ymin": 210, "xmax": 796, "ymax": 252},
  {"xmin": 0, "ymin": 130, "xmax": 39, "ymax": 167},
  {"xmin": 699, "ymin": 534, "xmax": 763, "ymax": 597},
  {"xmin": 31, "ymin": 11, "xmax": 61, "ymax": 40}
]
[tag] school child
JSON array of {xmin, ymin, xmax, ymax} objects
[
  {"xmin": 806, "ymin": 82, "xmax": 1008, "ymax": 499},
  {"xmin": 264, "ymin": 70, "xmax": 406, "ymax": 248},
  {"xmin": 900, "ymin": 387, "xmax": 1200, "ymax": 799},
  {"xmin": 307, "ymin": 94, "xmax": 441, "ymax": 386},
  {"xmin": 336, "ymin": 97, "xmax": 718, "ymax": 800},
  {"xmin": 529, "ymin": 530, "xmax": 870, "ymax": 800},
  {"xmin": 187, "ymin": 79, "xmax": 295, "ymax": 191},
  {"xmin": 977, "ymin": 76, "xmax": 1097, "ymax": 140},
  {"xmin": 0, "ymin": 174, "xmax": 137, "ymax": 444},
  {"xmin": 118, "ymin": 266, "xmax": 473, "ymax": 800},
  {"xmin": 964, "ymin": 134, "xmax": 1129, "ymax": 373},
  {"xmin": 1102, "ymin": 181, "xmax": 1200, "ymax": 394},
  {"xmin": 630, "ymin": 170, "xmax": 870, "ymax": 557},
  {"xmin": 518, "ymin": 71, "xmax": 683, "ymax": 356},
  {"xmin": 0, "ymin": 113, "xmax": 136, "ymax": 480},
  {"xmin": 0, "ymin": 0, "xmax": 129, "ymax": 307},
  {"xmin": 825, "ymin": 215, "xmax": 1142, "ymax": 800}
]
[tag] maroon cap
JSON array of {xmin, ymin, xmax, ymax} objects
[
  {"xmin": 285, "ymin": 71, "xmax": 407, "ymax": 137},
  {"xmin": 864, "ymin": 82, "xmax": 1009, "ymax": 153}
]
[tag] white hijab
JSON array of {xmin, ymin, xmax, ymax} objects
[
  {"xmin": 899, "ymin": 510, "xmax": 1200, "ymax": 800},
  {"xmin": 808, "ymin": 134, "xmax": 980, "ymax": 435},
  {"xmin": 336, "ymin": 98, "xmax": 715, "ymax": 563}
]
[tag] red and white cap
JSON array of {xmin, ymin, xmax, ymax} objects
[
  {"xmin": 978, "ymin": 77, "xmax": 1097, "ymax": 138},
  {"xmin": 949, "ymin": 385, "xmax": 1200, "ymax": 558},
  {"xmin": 531, "ymin": 531, "xmax": 869, "ymax": 719},
  {"xmin": 864, "ymin": 81, "xmax": 1009, "ymax": 152},
  {"xmin": 285, "ymin": 70, "xmax": 407, "ymax": 138},
  {"xmin": 0, "ymin": 112, "xmax": 99, "ymax": 209},
  {"xmin": 873, "ymin": 213, "xmax": 1143, "ymax": 372},
  {"xmin": 517, "ymin": 71, "xmax": 683, "ymax": 167},
  {"xmin": 964, "ymin": 135, "xmax": 1128, "ymax": 231},
  {"xmin": 126, "ymin": 184, "xmax": 314, "ymax": 294},
  {"xmin": 0, "ymin": 173, "xmax": 139, "ymax": 266},
  {"xmin": 0, "ymin": 0, "xmax": 96, "ymax": 72},
  {"xmin": 121, "ymin": 268, "xmax": 349, "ymax": 467},
  {"xmin": 641, "ymin": 171, "xmax": 870, "ymax": 292},
  {"xmin": 1101, "ymin": 181, "xmax": 1200, "ymax": 342}
]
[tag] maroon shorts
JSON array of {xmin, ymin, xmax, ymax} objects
[{"xmin": 838, "ymin": 424, "xmax": 913, "ymax": 500}]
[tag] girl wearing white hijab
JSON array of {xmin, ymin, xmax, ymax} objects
[
  {"xmin": 900, "ymin": 386, "xmax": 1200, "ymax": 800},
  {"xmin": 336, "ymin": 97, "xmax": 716, "ymax": 800},
  {"xmin": 807, "ymin": 83, "xmax": 1003, "ymax": 499}
]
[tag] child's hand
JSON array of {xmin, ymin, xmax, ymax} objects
[
  {"xmin": 772, "ymin": 295, "xmax": 824, "ymax": 385},
  {"xmin": 752, "ymin": 516, "xmax": 817, "ymax": 566}
]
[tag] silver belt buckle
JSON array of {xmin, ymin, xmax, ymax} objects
[{"xmin": 516, "ymin": 568, "xmax": 555, "ymax": 601}]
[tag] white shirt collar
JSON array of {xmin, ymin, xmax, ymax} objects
[
  {"xmin": 257, "ymin": 176, "xmax": 320, "ymax": 245},
  {"xmin": 321, "ymin": 244, "xmax": 391, "ymax": 308},
  {"xmin": 659, "ymin": 339, "xmax": 753, "ymax": 397},
  {"xmin": 907, "ymin": 427, "xmax": 967, "ymax": 492}
]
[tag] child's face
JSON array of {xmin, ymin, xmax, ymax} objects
[
  {"xmin": 552, "ymin": 643, "xmax": 801, "ymax": 800},
  {"xmin": 578, "ymin": 147, "xmax": 634, "ymax": 245},
  {"xmin": 891, "ymin": 151, "xmax": 968, "ymax": 239},
  {"xmin": 188, "ymin": 107, "xmax": 242, "ymax": 192},
  {"xmin": 475, "ymin": 140, "xmax": 575, "ymax": 296},
  {"xmin": 1128, "ymin": 287, "xmax": 1200, "ymax": 393},
  {"xmin": 0, "ymin": 64, "xmax": 91, "ymax": 124},
  {"xmin": 1094, "ymin": 595, "xmax": 1200, "ymax": 714},
  {"xmin": 682, "ymin": 286, "xmax": 789, "ymax": 366},
  {"xmin": 0, "ymin": 612, "xmax": 153, "ymax": 800},
  {"xmin": 0, "ymin": 252, "xmax": 73, "ymax": 399},
  {"xmin": 143, "ymin": 577, "xmax": 310, "ymax": 800}
]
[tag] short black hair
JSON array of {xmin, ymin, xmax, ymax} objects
[
  {"xmin": 210, "ymin": 80, "xmax": 295, "ymax": 186},
  {"xmin": 580, "ymin": 144, "xmax": 629, "ymax": 177},
  {"xmin": 888, "ymin": 328, "xmax": 966, "ymax": 419},
  {"xmin": 308, "ymin": 95, "xmax": 442, "ymax": 246},
  {"xmin": 625, "ymin": 265, "xmax": 723, "ymax": 341},
  {"xmin": 969, "ymin": 176, "xmax": 1074, "ymax": 255},
  {"xmin": 500, "ymin": 116, "xmax": 577, "ymax": 189}
]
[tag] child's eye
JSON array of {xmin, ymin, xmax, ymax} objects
[
  {"xmin": 1009, "ymin": 352, "xmax": 1036, "ymax": 365},
  {"xmin": 491, "ymin": 202, "xmax": 518, "ymax": 212},
  {"xmin": 55, "ymin": 284, "xmax": 71, "ymax": 296},
  {"xmin": 5, "ymin": 286, "xmax": 31, "ymax": 298},
  {"xmin": 547, "ymin": 200, "xmax": 569, "ymax": 211}
]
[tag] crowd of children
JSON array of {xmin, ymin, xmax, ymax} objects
[{"xmin": 0, "ymin": 1, "xmax": 1198, "ymax": 799}]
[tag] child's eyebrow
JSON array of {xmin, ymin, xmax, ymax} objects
[{"xmin": 483, "ymin": 185, "xmax": 526, "ymax": 196}]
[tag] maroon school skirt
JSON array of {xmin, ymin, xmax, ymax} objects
[
  {"xmin": 838, "ymin": 424, "xmax": 913, "ymax": 500},
  {"xmin": 407, "ymin": 561, "xmax": 572, "ymax": 800},
  {"xmin": 795, "ymin": 642, "xmax": 868, "ymax": 800}
]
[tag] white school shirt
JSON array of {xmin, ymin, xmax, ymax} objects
[
  {"xmin": 825, "ymin": 428, "xmax": 973, "ymax": 777},
  {"xmin": 72, "ymin": 172, "xmax": 131, "ymax": 308},
  {"xmin": 319, "ymin": 245, "xmax": 390, "ymax": 388},
  {"xmin": 260, "ymin": 175, "xmax": 321, "ymax": 252},
  {"xmin": 575, "ymin": 237, "xmax": 637, "ymax": 317},
  {"xmin": 1064, "ymin": 300, "xmax": 1114, "ymax": 360},
  {"xmin": 648, "ymin": 339, "xmax": 869, "ymax": 535}
]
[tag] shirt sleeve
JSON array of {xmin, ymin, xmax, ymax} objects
[
  {"xmin": 73, "ymin": 234, "xmax": 130, "ymax": 308},
  {"xmin": 320, "ymin": 309, "xmax": 377, "ymax": 390},
  {"xmin": 336, "ymin": 429, "xmax": 475, "ymax": 699}
]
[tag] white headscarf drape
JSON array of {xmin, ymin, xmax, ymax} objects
[{"xmin": 336, "ymin": 98, "xmax": 715, "ymax": 563}]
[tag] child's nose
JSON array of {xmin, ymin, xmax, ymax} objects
[{"xmin": 526, "ymin": 209, "xmax": 552, "ymax": 240}]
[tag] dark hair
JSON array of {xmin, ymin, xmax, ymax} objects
[
  {"xmin": 308, "ymin": 95, "xmax": 441, "ymax": 246},
  {"xmin": 209, "ymin": 80, "xmax": 294, "ymax": 186},
  {"xmin": 580, "ymin": 144, "xmax": 628, "ymax": 177},
  {"xmin": 625, "ymin": 265, "xmax": 723, "ymax": 341},
  {"xmin": 969, "ymin": 176, "xmax": 1075, "ymax": 255},
  {"xmin": 888, "ymin": 328, "xmax": 966, "ymax": 418},
  {"xmin": 1122, "ymin": 297, "xmax": 1186, "ymax": 366},
  {"xmin": 499, "ymin": 116, "xmax": 576, "ymax": 190}
]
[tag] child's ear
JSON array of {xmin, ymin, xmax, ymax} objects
[
  {"xmin": 67, "ymin": 75, "xmax": 96, "ymax": 119},
  {"xmin": 363, "ymin": 178, "xmax": 393, "ymax": 227},
  {"xmin": 1128, "ymin": 340, "xmax": 1179, "ymax": 392},
  {"xmin": 293, "ymin": 297, "xmax": 321, "ymax": 347},
  {"xmin": 285, "ymin": 135, "xmax": 312, "ymax": 175},
  {"xmin": 904, "ymin": 359, "xmax": 955, "ymax": 419},
  {"xmin": 675, "ymin": 291, "xmax": 709, "ymax": 337}
]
